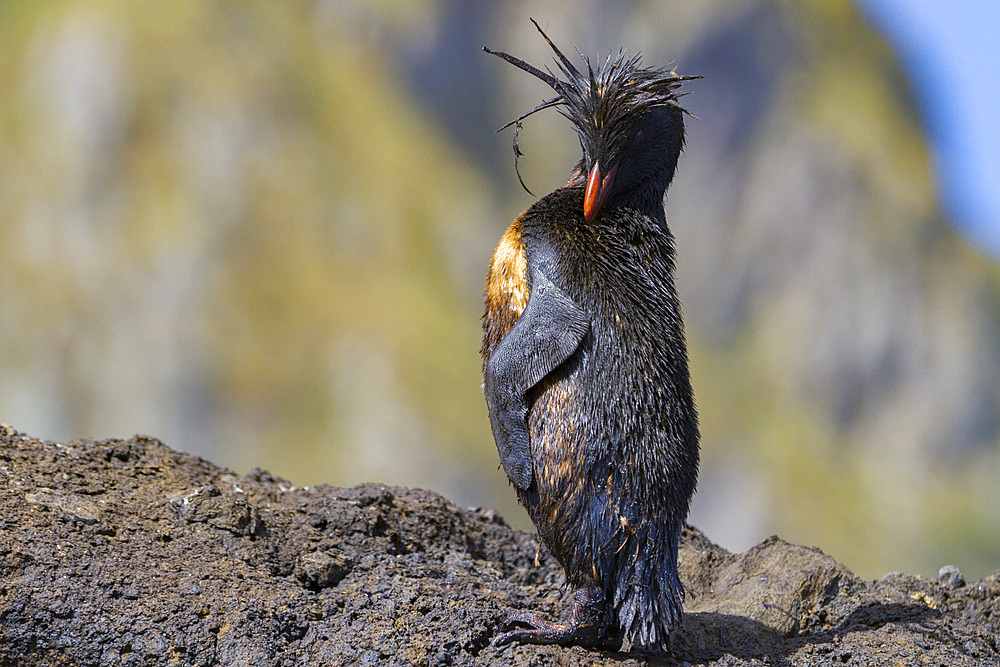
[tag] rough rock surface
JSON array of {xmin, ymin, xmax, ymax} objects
[{"xmin": 1, "ymin": 426, "xmax": 997, "ymax": 666}]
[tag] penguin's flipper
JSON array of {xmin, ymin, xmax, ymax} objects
[{"xmin": 484, "ymin": 267, "xmax": 589, "ymax": 490}]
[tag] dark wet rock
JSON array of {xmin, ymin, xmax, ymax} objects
[{"xmin": 0, "ymin": 425, "xmax": 997, "ymax": 666}]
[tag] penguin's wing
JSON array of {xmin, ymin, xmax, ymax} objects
[{"xmin": 484, "ymin": 266, "xmax": 589, "ymax": 489}]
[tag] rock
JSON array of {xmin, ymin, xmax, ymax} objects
[
  {"xmin": 0, "ymin": 426, "xmax": 997, "ymax": 666},
  {"xmin": 25, "ymin": 487, "xmax": 103, "ymax": 524},
  {"xmin": 685, "ymin": 535, "xmax": 856, "ymax": 637},
  {"xmin": 294, "ymin": 548, "xmax": 354, "ymax": 590},
  {"xmin": 169, "ymin": 484, "xmax": 262, "ymax": 536},
  {"xmin": 938, "ymin": 565, "xmax": 966, "ymax": 590}
]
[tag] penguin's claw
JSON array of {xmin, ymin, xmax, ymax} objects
[
  {"xmin": 491, "ymin": 588, "xmax": 623, "ymax": 651},
  {"xmin": 492, "ymin": 610, "xmax": 622, "ymax": 650}
]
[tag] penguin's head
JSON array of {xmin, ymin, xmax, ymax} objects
[{"xmin": 485, "ymin": 19, "xmax": 699, "ymax": 222}]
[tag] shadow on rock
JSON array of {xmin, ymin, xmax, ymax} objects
[
  {"xmin": 673, "ymin": 599, "xmax": 941, "ymax": 666},
  {"xmin": 672, "ymin": 612, "xmax": 786, "ymax": 664}
]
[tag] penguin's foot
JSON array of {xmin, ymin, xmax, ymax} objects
[{"xmin": 492, "ymin": 587, "xmax": 622, "ymax": 651}]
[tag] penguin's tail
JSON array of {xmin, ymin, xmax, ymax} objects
[{"xmin": 606, "ymin": 522, "xmax": 683, "ymax": 653}]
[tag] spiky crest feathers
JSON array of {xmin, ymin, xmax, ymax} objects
[{"xmin": 484, "ymin": 18, "xmax": 699, "ymax": 194}]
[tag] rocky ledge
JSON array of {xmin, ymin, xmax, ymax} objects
[{"xmin": 0, "ymin": 425, "xmax": 996, "ymax": 665}]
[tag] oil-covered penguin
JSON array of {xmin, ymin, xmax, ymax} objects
[{"xmin": 481, "ymin": 21, "xmax": 700, "ymax": 653}]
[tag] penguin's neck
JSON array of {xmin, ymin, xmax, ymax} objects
[{"xmin": 611, "ymin": 162, "xmax": 676, "ymax": 230}]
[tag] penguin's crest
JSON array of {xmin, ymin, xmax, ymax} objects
[{"xmin": 484, "ymin": 18, "xmax": 699, "ymax": 194}]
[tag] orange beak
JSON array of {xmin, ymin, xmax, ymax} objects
[{"xmin": 583, "ymin": 161, "xmax": 617, "ymax": 223}]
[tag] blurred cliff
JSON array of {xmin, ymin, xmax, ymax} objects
[{"xmin": 1, "ymin": 0, "xmax": 997, "ymax": 580}]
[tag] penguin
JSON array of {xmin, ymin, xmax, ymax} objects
[{"xmin": 481, "ymin": 20, "xmax": 700, "ymax": 653}]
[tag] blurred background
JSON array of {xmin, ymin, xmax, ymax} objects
[{"xmin": 1, "ymin": 0, "xmax": 998, "ymax": 582}]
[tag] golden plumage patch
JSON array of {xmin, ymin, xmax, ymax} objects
[
  {"xmin": 488, "ymin": 220, "xmax": 528, "ymax": 316},
  {"xmin": 481, "ymin": 219, "xmax": 528, "ymax": 367}
]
